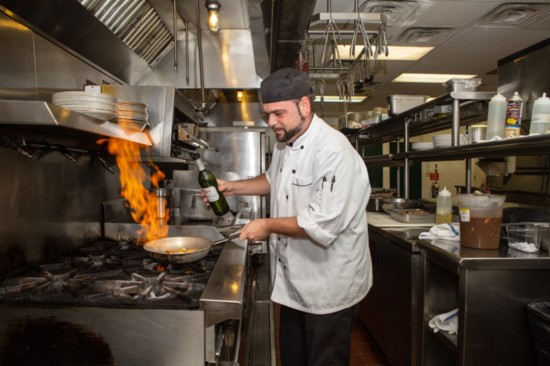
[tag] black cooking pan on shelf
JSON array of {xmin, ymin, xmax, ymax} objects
[{"xmin": 143, "ymin": 231, "xmax": 241, "ymax": 264}]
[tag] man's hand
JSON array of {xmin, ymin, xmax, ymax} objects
[{"xmin": 239, "ymin": 219, "xmax": 271, "ymax": 241}]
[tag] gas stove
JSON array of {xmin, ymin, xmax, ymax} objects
[
  {"xmin": 0, "ymin": 232, "xmax": 249, "ymax": 365},
  {"xmin": 0, "ymin": 238, "xmax": 223, "ymax": 309}
]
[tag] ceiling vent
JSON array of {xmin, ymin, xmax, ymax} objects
[
  {"xmin": 477, "ymin": 3, "xmax": 550, "ymax": 28},
  {"xmin": 77, "ymin": 0, "xmax": 173, "ymax": 65},
  {"xmin": 396, "ymin": 28, "xmax": 455, "ymax": 46},
  {"xmin": 364, "ymin": 1, "xmax": 419, "ymax": 25}
]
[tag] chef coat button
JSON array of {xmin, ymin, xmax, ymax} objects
[
  {"xmin": 292, "ymin": 169, "xmax": 296, "ymax": 174},
  {"xmin": 301, "ymin": 145, "xmax": 304, "ymax": 149},
  {"xmin": 278, "ymin": 258, "xmax": 281, "ymax": 262},
  {"xmin": 279, "ymin": 168, "xmax": 282, "ymax": 172},
  {"xmin": 284, "ymin": 265, "xmax": 287, "ymax": 270},
  {"xmin": 286, "ymin": 195, "xmax": 288, "ymax": 200}
]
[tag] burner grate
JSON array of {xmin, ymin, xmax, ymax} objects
[{"xmin": 0, "ymin": 238, "xmax": 222, "ymax": 309}]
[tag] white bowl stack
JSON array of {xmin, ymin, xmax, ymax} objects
[{"xmin": 411, "ymin": 142, "xmax": 434, "ymax": 151}]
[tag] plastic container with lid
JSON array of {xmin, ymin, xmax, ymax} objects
[
  {"xmin": 486, "ymin": 93, "xmax": 507, "ymax": 140},
  {"xmin": 457, "ymin": 194, "xmax": 506, "ymax": 249},
  {"xmin": 436, "ymin": 187, "xmax": 452, "ymax": 224},
  {"xmin": 529, "ymin": 92, "xmax": 550, "ymax": 135}
]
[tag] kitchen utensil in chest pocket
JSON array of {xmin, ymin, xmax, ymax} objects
[{"xmin": 287, "ymin": 147, "xmax": 313, "ymax": 214}]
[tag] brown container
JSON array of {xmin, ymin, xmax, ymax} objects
[{"xmin": 458, "ymin": 194, "xmax": 505, "ymax": 249}]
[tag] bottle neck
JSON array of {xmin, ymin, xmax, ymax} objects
[{"xmin": 195, "ymin": 158, "xmax": 206, "ymax": 171}]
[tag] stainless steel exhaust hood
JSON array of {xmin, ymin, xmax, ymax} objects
[{"xmin": 0, "ymin": 0, "xmax": 265, "ymax": 88}]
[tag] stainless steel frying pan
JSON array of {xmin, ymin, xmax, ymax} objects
[{"xmin": 143, "ymin": 231, "xmax": 241, "ymax": 264}]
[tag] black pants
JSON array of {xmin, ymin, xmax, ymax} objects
[{"xmin": 279, "ymin": 303, "xmax": 360, "ymax": 366}]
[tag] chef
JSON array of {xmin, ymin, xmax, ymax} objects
[{"xmin": 217, "ymin": 67, "xmax": 372, "ymax": 365}]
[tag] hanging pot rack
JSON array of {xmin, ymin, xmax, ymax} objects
[{"xmin": 304, "ymin": 1, "xmax": 389, "ymax": 107}]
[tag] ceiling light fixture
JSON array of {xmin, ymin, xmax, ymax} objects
[
  {"xmin": 315, "ymin": 96, "xmax": 367, "ymax": 103},
  {"xmin": 393, "ymin": 73, "xmax": 477, "ymax": 83},
  {"xmin": 205, "ymin": 0, "xmax": 221, "ymax": 32},
  {"xmin": 336, "ymin": 45, "xmax": 433, "ymax": 61}
]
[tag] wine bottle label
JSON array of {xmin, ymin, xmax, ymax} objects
[{"xmin": 202, "ymin": 186, "xmax": 220, "ymax": 202}]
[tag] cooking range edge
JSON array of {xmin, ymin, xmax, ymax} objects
[{"xmin": 0, "ymin": 230, "xmax": 249, "ymax": 365}]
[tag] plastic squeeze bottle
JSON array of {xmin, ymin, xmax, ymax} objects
[
  {"xmin": 486, "ymin": 93, "xmax": 507, "ymax": 140},
  {"xmin": 435, "ymin": 186, "xmax": 452, "ymax": 225},
  {"xmin": 529, "ymin": 92, "xmax": 550, "ymax": 135}
]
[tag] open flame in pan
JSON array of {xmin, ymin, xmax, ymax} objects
[{"xmin": 98, "ymin": 120, "xmax": 168, "ymax": 243}]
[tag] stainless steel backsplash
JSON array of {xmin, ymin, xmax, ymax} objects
[{"xmin": 0, "ymin": 10, "xmax": 125, "ymax": 275}]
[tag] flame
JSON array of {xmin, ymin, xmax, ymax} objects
[{"xmin": 98, "ymin": 120, "xmax": 169, "ymax": 243}]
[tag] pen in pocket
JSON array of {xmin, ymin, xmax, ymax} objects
[{"xmin": 330, "ymin": 176, "xmax": 335, "ymax": 191}]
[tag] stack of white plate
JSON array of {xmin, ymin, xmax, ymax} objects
[
  {"xmin": 52, "ymin": 91, "xmax": 117, "ymax": 121},
  {"xmin": 433, "ymin": 134, "xmax": 469, "ymax": 147},
  {"xmin": 112, "ymin": 99, "xmax": 150, "ymax": 131},
  {"xmin": 411, "ymin": 142, "xmax": 434, "ymax": 151},
  {"xmin": 433, "ymin": 134, "xmax": 452, "ymax": 148}
]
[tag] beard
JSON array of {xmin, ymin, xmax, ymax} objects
[{"xmin": 273, "ymin": 108, "xmax": 307, "ymax": 143}]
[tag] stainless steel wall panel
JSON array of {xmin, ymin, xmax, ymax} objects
[
  {"xmin": 0, "ymin": 147, "xmax": 121, "ymax": 276},
  {"xmin": 198, "ymin": 127, "xmax": 269, "ymax": 219},
  {"xmin": 0, "ymin": 306, "xmax": 205, "ymax": 366},
  {"xmin": 0, "ymin": 0, "xmax": 149, "ymax": 84},
  {"xmin": 0, "ymin": 9, "xmax": 123, "ymax": 102},
  {"xmin": 34, "ymin": 35, "xmax": 122, "ymax": 101},
  {"xmin": 0, "ymin": 12, "xmax": 36, "ymax": 100},
  {"xmin": 137, "ymin": 29, "xmax": 261, "ymax": 89}
]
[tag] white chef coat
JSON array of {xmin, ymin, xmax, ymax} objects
[{"xmin": 265, "ymin": 114, "xmax": 372, "ymax": 314}]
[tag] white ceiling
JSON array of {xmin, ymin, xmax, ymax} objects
[{"xmin": 308, "ymin": 0, "xmax": 550, "ymax": 118}]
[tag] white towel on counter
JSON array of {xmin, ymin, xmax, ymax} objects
[
  {"xmin": 419, "ymin": 223, "xmax": 460, "ymax": 241},
  {"xmin": 429, "ymin": 308, "xmax": 459, "ymax": 335}
]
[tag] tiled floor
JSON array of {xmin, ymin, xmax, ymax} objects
[
  {"xmin": 350, "ymin": 318, "xmax": 391, "ymax": 366},
  {"xmin": 274, "ymin": 303, "xmax": 390, "ymax": 366}
]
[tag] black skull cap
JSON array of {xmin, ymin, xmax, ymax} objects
[{"xmin": 260, "ymin": 68, "xmax": 313, "ymax": 103}]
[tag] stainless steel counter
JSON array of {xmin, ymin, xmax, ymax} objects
[
  {"xmin": 363, "ymin": 218, "xmax": 426, "ymax": 366},
  {"xmin": 365, "ymin": 215, "xmax": 550, "ymax": 366},
  {"xmin": 417, "ymin": 237, "xmax": 550, "ymax": 274},
  {"xmin": 418, "ymin": 236, "xmax": 550, "ymax": 365}
]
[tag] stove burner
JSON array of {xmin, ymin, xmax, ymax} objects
[
  {"xmin": 0, "ymin": 268, "xmax": 122, "ymax": 297},
  {"xmin": 0, "ymin": 237, "xmax": 222, "ymax": 309},
  {"xmin": 86, "ymin": 271, "xmax": 204, "ymax": 308}
]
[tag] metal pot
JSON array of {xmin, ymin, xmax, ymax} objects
[
  {"xmin": 367, "ymin": 189, "xmax": 396, "ymax": 212},
  {"xmin": 367, "ymin": 196, "xmax": 386, "ymax": 212},
  {"xmin": 179, "ymin": 188, "xmax": 215, "ymax": 220},
  {"xmin": 143, "ymin": 231, "xmax": 241, "ymax": 264}
]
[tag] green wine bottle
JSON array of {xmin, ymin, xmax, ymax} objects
[{"xmin": 195, "ymin": 158, "xmax": 230, "ymax": 216}]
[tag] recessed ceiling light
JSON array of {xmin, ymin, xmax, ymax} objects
[
  {"xmin": 393, "ymin": 73, "xmax": 477, "ymax": 83},
  {"xmin": 315, "ymin": 95, "xmax": 367, "ymax": 103},
  {"xmin": 336, "ymin": 45, "xmax": 433, "ymax": 61}
]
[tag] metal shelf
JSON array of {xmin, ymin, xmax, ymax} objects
[
  {"xmin": 352, "ymin": 92, "xmax": 493, "ymax": 145},
  {"xmin": 363, "ymin": 135, "xmax": 550, "ymax": 166},
  {"xmin": 350, "ymin": 90, "xmax": 510, "ymax": 198},
  {"xmin": 0, "ymin": 100, "xmax": 152, "ymax": 146},
  {"xmin": 363, "ymin": 135, "xmax": 550, "ymax": 164}
]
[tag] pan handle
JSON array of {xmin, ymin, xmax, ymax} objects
[{"xmin": 212, "ymin": 231, "xmax": 241, "ymax": 246}]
